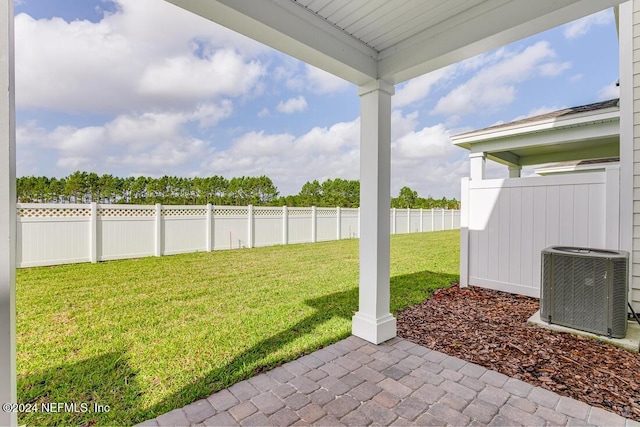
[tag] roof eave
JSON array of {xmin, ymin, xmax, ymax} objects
[{"xmin": 451, "ymin": 108, "xmax": 620, "ymax": 148}]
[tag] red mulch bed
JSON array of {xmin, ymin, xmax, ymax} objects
[{"xmin": 396, "ymin": 284, "xmax": 640, "ymax": 421}]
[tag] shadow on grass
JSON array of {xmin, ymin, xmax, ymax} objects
[
  {"xmin": 20, "ymin": 270, "xmax": 458, "ymax": 425},
  {"xmin": 18, "ymin": 350, "xmax": 142, "ymax": 426}
]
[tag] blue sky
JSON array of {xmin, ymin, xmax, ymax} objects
[{"xmin": 14, "ymin": 0, "xmax": 619, "ymax": 198}]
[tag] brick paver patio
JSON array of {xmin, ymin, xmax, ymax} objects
[{"xmin": 138, "ymin": 336, "xmax": 638, "ymax": 426}]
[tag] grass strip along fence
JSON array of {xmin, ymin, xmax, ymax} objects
[{"xmin": 17, "ymin": 230, "xmax": 459, "ymax": 426}]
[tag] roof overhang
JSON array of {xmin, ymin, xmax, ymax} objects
[
  {"xmin": 451, "ymin": 105, "xmax": 620, "ymax": 167},
  {"xmin": 164, "ymin": 0, "xmax": 622, "ymax": 86}
]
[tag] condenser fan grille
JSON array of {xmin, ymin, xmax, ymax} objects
[{"xmin": 541, "ymin": 247, "xmax": 628, "ymax": 338}]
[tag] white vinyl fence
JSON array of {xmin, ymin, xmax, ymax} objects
[
  {"xmin": 17, "ymin": 204, "xmax": 460, "ymax": 267},
  {"xmin": 460, "ymin": 167, "xmax": 620, "ymax": 298}
]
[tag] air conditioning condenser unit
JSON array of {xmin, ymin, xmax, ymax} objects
[{"xmin": 541, "ymin": 246, "xmax": 628, "ymax": 338}]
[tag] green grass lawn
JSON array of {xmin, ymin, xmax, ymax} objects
[{"xmin": 16, "ymin": 230, "xmax": 459, "ymax": 426}]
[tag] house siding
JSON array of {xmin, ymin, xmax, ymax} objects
[{"xmin": 633, "ymin": 0, "xmax": 640, "ymax": 309}]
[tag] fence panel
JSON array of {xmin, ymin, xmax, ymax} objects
[
  {"xmin": 98, "ymin": 205, "xmax": 155, "ymax": 261},
  {"xmin": 432, "ymin": 209, "xmax": 443, "ymax": 231},
  {"xmin": 214, "ymin": 206, "xmax": 249, "ymax": 250},
  {"xmin": 409, "ymin": 209, "xmax": 421, "ymax": 233},
  {"xmin": 316, "ymin": 208, "xmax": 337, "ymax": 242},
  {"xmin": 461, "ymin": 170, "xmax": 617, "ymax": 298},
  {"xmin": 17, "ymin": 204, "xmax": 91, "ymax": 267},
  {"xmin": 395, "ymin": 209, "xmax": 408, "ymax": 234},
  {"xmin": 340, "ymin": 208, "xmax": 358, "ymax": 239},
  {"xmin": 288, "ymin": 208, "xmax": 313, "ymax": 244},
  {"xmin": 254, "ymin": 207, "xmax": 284, "ymax": 247},
  {"xmin": 16, "ymin": 203, "xmax": 460, "ymax": 267},
  {"xmin": 163, "ymin": 206, "xmax": 208, "ymax": 255}
]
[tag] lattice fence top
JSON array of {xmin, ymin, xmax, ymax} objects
[
  {"xmin": 17, "ymin": 207, "xmax": 91, "ymax": 218},
  {"xmin": 316, "ymin": 208, "xmax": 337, "ymax": 217},
  {"xmin": 254, "ymin": 208, "xmax": 283, "ymax": 217},
  {"xmin": 288, "ymin": 208, "xmax": 313, "ymax": 216},
  {"xmin": 214, "ymin": 207, "xmax": 249, "ymax": 216},
  {"xmin": 341, "ymin": 208, "xmax": 359, "ymax": 216},
  {"xmin": 162, "ymin": 208, "xmax": 207, "ymax": 217},
  {"xmin": 98, "ymin": 208, "xmax": 155, "ymax": 217}
]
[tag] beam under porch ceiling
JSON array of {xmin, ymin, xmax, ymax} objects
[
  {"xmin": 377, "ymin": 0, "xmax": 623, "ymax": 83},
  {"xmin": 164, "ymin": 0, "xmax": 378, "ymax": 85},
  {"xmin": 487, "ymin": 151, "xmax": 521, "ymax": 167},
  {"xmin": 520, "ymin": 145, "xmax": 620, "ymax": 166}
]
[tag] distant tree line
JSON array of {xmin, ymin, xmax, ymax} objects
[
  {"xmin": 16, "ymin": 171, "xmax": 459, "ymax": 209},
  {"xmin": 391, "ymin": 186, "xmax": 460, "ymax": 210}
]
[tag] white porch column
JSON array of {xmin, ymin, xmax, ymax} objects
[
  {"xmin": 469, "ymin": 152, "xmax": 486, "ymax": 180},
  {"xmin": 0, "ymin": 0, "xmax": 16, "ymax": 424},
  {"xmin": 352, "ymin": 79, "xmax": 396, "ymax": 344},
  {"xmin": 508, "ymin": 165, "xmax": 522, "ymax": 178}
]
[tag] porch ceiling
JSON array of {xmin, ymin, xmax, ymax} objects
[{"xmin": 165, "ymin": 0, "xmax": 621, "ymax": 86}]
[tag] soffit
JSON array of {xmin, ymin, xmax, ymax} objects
[{"xmin": 166, "ymin": 0, "xmax": 622, "ymax": 86}]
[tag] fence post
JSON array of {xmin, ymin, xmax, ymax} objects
[
  {"xmin": 311, "ymin": 206, "xmax": 317, "ymax": 243},
  {"xmin": 154, "ymin": 203, "xmax": 162, "ymax": 257},
  {"xmin": 282, "ymin": 206, "xmax": 288, "ymax": 245},
  {"xmin": 407, "ymin": 208, "xmax": 411, "ymax": 234},
  {"xmin": 247, "ymin": 205, "xmax": 254, "ymax": 249},
  {"xmin": 441, "ymin": 208, "xmax": 445, "ymax": 230},
  {"xmin": 90, "ymin": 202, "xmax": 98, "ymax": 263},
  {"xmin": 605, "ymin": 166, "xmax": 620, "ymax": 249},
  {"xmin": 206, "ymin": 203, "xmax": 212, "ymax": 252},
  {"xmin": 460, "ymin": 178, "xmax": 470, "ymax": 287},
  {"xmin": 419, "ymin": 208, "xmax": 424, "ymax": 232},
  {"xmin": 336, "ymin": 206, "xmax": 341, "ymax": 240},
  {"xmin": 451, "ymin": 209, "xmax": 455, "ymax": 230},
  {"xmin": 357, "ymin": 207, "xmax": 361, "ymax": 238},
  {"xmin": 431, "ymin": 209, "xmax": 434, "ymax": 231},
  {"xmin": 392, "ymin": 208, "xmax": 396, "ymax": 234}
]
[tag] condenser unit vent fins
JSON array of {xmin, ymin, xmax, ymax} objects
[{"xmin": 540, "ymin": 247, "xmax": 628, "ymax": 338}]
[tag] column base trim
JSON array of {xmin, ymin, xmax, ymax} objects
[{"xmin": 352, "ymin": 312, "xmax": 396, "ymax": 344}]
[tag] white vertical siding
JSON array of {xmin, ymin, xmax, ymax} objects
[{"xmin": 631, "ymin": 0, "xmax": 640, "ymax": 310}]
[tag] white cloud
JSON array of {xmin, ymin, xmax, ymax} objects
[
  {"xmin": 539, "ymin": 61, "xmax": 571, "ymax": 77},
  {"xmin": 394, "ymin": 67, "xmax": 451, "ymax": 108},
  {"xmin": 19, "ymin": 104, "xmax": 469, "ymax": 198},
  {"xmin": 15, "ymin": 0, "xmax": 266, "ymax": 113},
  {"xmin": 205, "ymin": 119, "xmax": 360, "ymax": 194},
  {"xmin": 393, "ymin": 124, "xmax": 453, "ymax": 159},
  {"xmin": 138, "ymin": 50, "xmax": 263, "ymax": 103},
  {"xmin": 16, "ymin": 103, "xmax": 231, "ymax": 176},
  {"xmin": 304, "ymin": 64, "xmax": 350, "ymax": 94},
  {"xmin": 432, "ymin": 41, "xmax": 557, "ymax": 117},
  {"xmin": 598, "ymin": 81, "xmax": 620, "ymax": 100},
  {"xmin": 257, "ymin": 108, "xmax": 270, "ymax": 118},
  {"xmin": 276, "ymin": 96, "xmax": 308, "ymax": 114},
  {"xmin": 563, "ymin": 9, "xmax": 614, "ymax": 39},
  {"xmin": 200, "ymin": 110, "xmax": 467, "ymax": 198},
  {"xmin": 569, "ymin": 74, "xmax": 583, "ymax": 83}
]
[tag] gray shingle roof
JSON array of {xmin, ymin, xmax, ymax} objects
[{"xmin": 454, "ymin": 98, "xmax": 619, "ymax": 138}]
